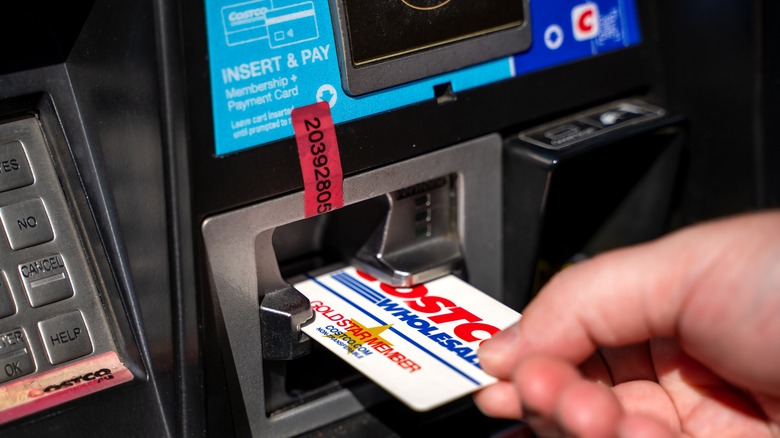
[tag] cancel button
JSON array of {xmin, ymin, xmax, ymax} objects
[{"xmin": 19, "ymin": 254, "xmax": 73, "ymax": 308}]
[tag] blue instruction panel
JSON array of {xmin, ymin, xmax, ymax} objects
[{"xmin": 205, "ymin": 0, "xmax": 642, "ymax": 156}]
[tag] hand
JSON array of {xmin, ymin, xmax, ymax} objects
[{"xmin": 475, "ymin": 210, "xmax": 780, "ymax": 437}]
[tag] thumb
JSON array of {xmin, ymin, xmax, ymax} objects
[{"xmin": 480, "ymin": 210, "xmax": 780, "ymax": 381}]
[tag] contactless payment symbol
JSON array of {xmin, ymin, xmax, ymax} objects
[
  {"xmin": 221, "ymin": 0, "xmax": 319, "ymax": 47},
  {"xmin": 571, "ymin": 2, "xmax": 599, "ymax": 41}
]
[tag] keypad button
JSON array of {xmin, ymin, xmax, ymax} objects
[
  {"xmin": 0, "ymin": 328, "xmax": 27, "ymax": 355},
  {"xmin": 0, "ymin": 271, "xmax": 14, "ymax": 318},
  {"xmin": 0, "ymin": 198, "xmax": 54, "ymax": 250},
  {"xmin": 0, "ymin": 328, "xmax": 35, "ymax": 383},
  {"xmin": 0, "ymin": 141, "xmax": 34, "ymax": 193},
  {"xmin": 38, "ymin": 311, "xmax": 93, "ymax": 365},
  {"xmin": 20, "ymin": 254, "xmax": 73, "ymax": 308},
  {"xmin": 0, "ymin": 350, "xmax": 35, "ymax": 383}
]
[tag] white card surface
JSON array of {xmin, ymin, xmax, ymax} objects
[{"xmin": 294, "ymin": 266, "xmax": 521, "ymax": 411}]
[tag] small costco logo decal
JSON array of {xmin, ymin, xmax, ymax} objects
[{"xmin": 572, "ymin": 2, "xmax": 600, "ymax": 41}]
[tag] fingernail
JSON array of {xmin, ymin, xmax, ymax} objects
[{"xmin": 478, "ymin": 323, "xmax": 519, "ymax": 362}]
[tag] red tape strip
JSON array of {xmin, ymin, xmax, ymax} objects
[{"xmin": 292, "ymin": 102, "xmax": 344, "ymax": 217}]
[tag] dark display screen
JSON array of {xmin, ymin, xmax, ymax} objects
[{"xmin": 343, "ymin": 0, "xmax": 525, "ymax": 66}]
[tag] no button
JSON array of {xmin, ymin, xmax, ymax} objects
[{"xmin": 0, "ymin": 198, "xmax": 54, "ymax": 250}]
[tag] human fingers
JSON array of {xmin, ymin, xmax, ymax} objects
[
  {"xmin": 473, "ymin": 381, "xmax": 522, "ymax": 419},
  {"xmin": 479, "ymin": 237, "xmax": 691, "ymax": 379},
  {"xmin": 511, "ymin": 355, "xmax": 582, "ymax": 419},
  {"xmin": 493, "ymin": 355, "xmax": 625, "ymax": 437},
  {"xmin": 575, "ymin": 343, "xmax": 658, "ymax": 387},
  {"xmin": 549, "ymin": 373, "xmax": 680, "ymax": 438},
  {"xmin": 474, "ymin": 351, "xmax": 613, "ymax": 421},
  {"xmin": 578, "ymin": 350, "xmax": 612, "ymax": 386},
  {"xmin": 555, "ymin": 379, "xmax": 623, "ymax": 438},
  {"xmin": 480, "ymin": 210, "xmax": 780, "ymax": 388},
  {"xmin": 616, "ymin": 414, "xmax": 677, "ymax": 438},
  {"xmin": 649, "ymin": 337, "xmax": 778, "ymax": 437},
  {"xmin": 611, "ymin": 380, "xmax": 680, "ymax": 432},
  {"xmin": 672, "ymin": 212, "xmax": 780, "ymax": 395},
  {"xmin": 499, "ymin": 355, "xmax": 582, "ymax": 437},
  {"xmin": 479, "ymin": 323, "xmax": 518, "ymax": 379},
  {"xmin": 599, "ymin": 343, "xmax": 657, "ymax": 384},
  {"xmin": 487, "ymin": 356, "xmax": 680, "ymax": 437}
]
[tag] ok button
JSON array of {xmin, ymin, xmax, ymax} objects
[{"xmin": 0, "ymin": 198, "xmax": 54, "ymax": 250}]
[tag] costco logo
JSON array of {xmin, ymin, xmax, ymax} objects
[{"xmin": 572, "ymin": 3, "xmax": 600, "ymax": 41}]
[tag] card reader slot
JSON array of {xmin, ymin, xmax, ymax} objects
[
  {"xmin": 267, "ymin": 198, "xmax": 391, "ymax": 413},
  {"xmin": 201, "ymin": 134, "xmax": 502, "ymax": 436},
  {"xmin": 264, "ymin": 342, "xmax": 368, "ymax": 415},
  {"xmin": 266, "ymin": 176, "xmax": 469, "ymax": 413},
  {"xmin": 353, "ymin": 175, "xmax": 463, "ymax": 287},
  {"xmin": 273, "ymin": 196, "xmax": 389, "ymax": 279}
]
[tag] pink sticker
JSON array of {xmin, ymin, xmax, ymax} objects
[
  {"xmin": 292, "ymin": 102, "xmax": 344, "ymax": 217},
  {"xmin": 0, "ymin": 351, "xmax": 134, "ymax": 424}
]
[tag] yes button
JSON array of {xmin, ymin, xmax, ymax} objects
[{"xmin": 0, "ymin": 141, "xmax": 34, "ymax": 193}]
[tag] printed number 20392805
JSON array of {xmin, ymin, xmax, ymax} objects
[{"xmin": 303, "ymin": 117, "xmax": 334, "ymax": 214}]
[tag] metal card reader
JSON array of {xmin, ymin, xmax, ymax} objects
[{"xmin": 353, "ymin": 175, "xmax": 462, "ymax": 287}]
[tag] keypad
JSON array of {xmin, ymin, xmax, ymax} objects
[{"xmin": 0, "ymin": 117, "xmax": 120, "ymax": 390}]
